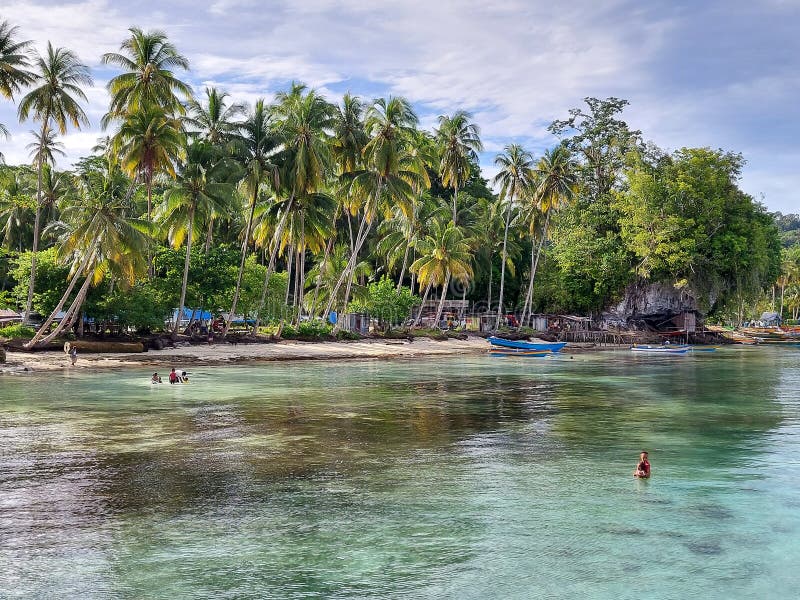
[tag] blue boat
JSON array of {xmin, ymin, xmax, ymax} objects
[{"xmin": 487, "ymin": 336, "xmax": 567, "ymax": 353}]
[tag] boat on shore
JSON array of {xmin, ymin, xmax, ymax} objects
[{"xmin": 487, "ymin": 336, "xmax": 567, "ymax": 353}]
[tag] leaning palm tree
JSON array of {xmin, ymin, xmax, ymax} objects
[
  {"xmin": 17, "ymin": 42, "xmax": 92, "ymax": 323},
  {"xmin": 157, "ymin": 141, "xmax": 235, "ymax": 335},
  {"xmin": 492, "ymin": 144, "xmax": 535, "ymax": 329},
  {"xmin": 518, "ymin": 145, "xmax": 579, "ymax": 327},
  {"xmin": 224, "ymin": 99, "xmax": 281, "ymax": 336},
  {"xmin": 184, "ymin": 86, "xmax": 246, "ymax": 145},
  {"xmin": 26, "ymin": 160, "xmax": 151, "ymax": 348},
  {"xmin": 113, "ymin": 104, "xmax": 184, "ymax": 219},
  {"xmin": 101, "ymin": 27, "xmax": 192, "ymax": 126},
  {"xmin": 411, "ymin": 218, "xmax": 473, "ymax": 326},
  {"xmin": 435, "ymin": 110, "xmax": 482, "ymax": 224}
]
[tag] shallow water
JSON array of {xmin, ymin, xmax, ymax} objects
[{"xmin": 1, "ymin": 347, "xmax": 798, "ymax": 599}]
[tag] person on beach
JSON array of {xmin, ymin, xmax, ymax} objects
[
  {"xmin": 169, "ymin": 368, "xmax": 179, "ymax": 384},
  {"xmin": 69, "ymin": 346, "xmax": 78, "ymax": 366},
  {"xmin": 633, "ymin": 451, "xmax": 651, "ymax": 478}
]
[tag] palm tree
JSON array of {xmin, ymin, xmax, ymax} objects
[
  {"xmin": 224, "ymin": 99, "xmax": 280, "ymax": 336},
  {"xmin": 435, "ymin": 110, "xmax": 482, "ymax": 224},
  {"xmin": 492, "ymin": 144, "xmax": 534, "ymax": 329},
  {"xmin": 331, "ymin": 93, "xmax": 368, "ymax": 175},
  {"xmin": 519, "ymin": 145, "xmax": 579, "ymax": 327},
  {"xmin": 17, "ymin": 42, "xmax": 92, "ymax": 323},
  {"xmin": 26, "ymin": 159, "xmax": 151, "ymax": 347},
  {"xmin": 185, "ymin": 86, "xmax": 246, "ymax": 145},
  {"xmin": 101, "ymin": 27, "xmax": 192, "ymax": 125},
  {"xmin": 26, "ymin": 124, "xmax": 65, "ymax": 167},
  {"xmin": 304, "ymin": 243, "xmax": 373, "ymax": 314},
  {"xmin": 411, "ymin": 218, "xmax": 473, "ymax": 326},
  {"xmin": 113, "ymin": 104, "xmax": 184, "ymax": 219},
  {"xmin": 157, "ymin": 141, "xmax": 235, "ymax": 335},
  {"xmin": 0, "ymin": 20, "xmax": 33, "ymax": 152},
  {"xmin": 0, "ymin": 167, "xmax": 35, "ymax": 249},
  {"xmin": 251, "ymin": 83, "xmax": 336, "ymax": 329},
  {"xmin": 325, "ymin": 96, "xmax": 426, "ymax": 321},
  {"xmin": 0, "ymin": 20, "xmax": 33, "ymax": 99}
]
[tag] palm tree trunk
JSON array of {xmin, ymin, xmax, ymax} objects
[
  {"xmin": 174, "ymin": 204, "xmax": 195, "ymax": 336},
  {"xmin": 37, "ymin": 271, "xmax": 93, "ymax": 346},
  {"xmin": 25, "ymin": 247, "xmax": 94, "ymax": 348},
  {"xmin": 284, "ymin": 244, "xmax": 294, "ymax": 304},
  {"xmin": 486, "ymin": 250, "xmax": 493, "ymax": 310},
  {"xmin": 223, "ymin": 189, "xmax": 258, "ymax": 338},
  {"xmin": 413, "ymin": 282, "xmax": 432, "ymax": 327},
  {"xmin": 519, "ymin": 243, "xmax": 537, "ymax": 330},
  {"xmin": 252, "ymin": 196, "xmax": 294, "ymax": 333},
  {"xmin": 396, "ymin": 241, "xmax": 411, "ymax": 291},
  {"xmin": 297, "ymin": 229, "xmax": 306, "ymax": 322},
  {"xmin": 496, "ymin": 193, "xmax": 514, "ymax": 329},
  {"xmin": 434, "ymin": 272, "xmax": 451, "ymax": 326},
  {"xmin": 310, "ymin": 236, "xmax": 335, "ymax": 317},
  {"xmin": 336, "ymin": 218, "xmax": 374, "ymax": 324},
  {"xmin": 452, "ymin": 184, "xmax": 458, "ymax": 225},
  {"xmin": 205, "ymin": 217, "xmax": 214, "ymax": 254},
  {"xmin": 519, "ymin": 210, "xmax": 551, "ymax": 330},
  {"xmin": 324, "ymin": 209, "xmax": 370, "ymax": 319},
  {"xmin": 23, "ymin": 116, "xmax": 50, "ymax": 324},
  {"xmin": 780, "ymin": 283, "xmax": 785, "ymax": 321}
]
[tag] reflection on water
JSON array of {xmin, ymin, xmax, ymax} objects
[{"xmin": 1, "ymin": 348, "xmax": 799, "ymax": 598}]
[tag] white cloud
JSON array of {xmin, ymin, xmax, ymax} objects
[{"xmin": 0, "ymin": 0, "xmax": 798, "ymax": 212}]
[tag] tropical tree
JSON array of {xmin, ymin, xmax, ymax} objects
[
  {"xmin": 492, "ymin": 144, "xmax": 534, "ymax": 328},
  {"xmin": 325, "ymin": 96, "xmax": 427, "ymax": 322},
  {"xmin": 411, "ymin": 218, "xmax": 473, "ymax": 326},
  {"xmin": 113, "ymin": 104, "xmax": 184, "ymax": 219},
  {"xmin": 157, "ymin": 141, "xmax": 234, "ymax": 334},
  {"xmin": 519, "ymin": 144, "xmax": 579, "ymax": 327},
  {"xmin": 101, "ymin": 27, "xmax": 192, "ymax": 125},
  {"xmin": 435, "ymin": 110, "xmax": 482, "ymax": 224},
  {"xmin": 0, "ymin": 20, "xmax": 33, "ymax": 98},
  {"xmin": 224, "ymin": 99, "xmax": 280, "ymax": 336},
  {"xmin": 185, "ymin": 86, "xmax": 246, "ymax": 145},
  {"xmin": 0, "ymin": 167, "xmax": 35, "ymax": 249},
  {"xmin": 17, "ymin": 42, "xmax": 92, "ymax": 322},
  {"xmin": 251, "ymin": 83, "xmax": 336, "ymax": 329},
  {"xmin": 26, "ymin": 124, "xmax": 65, "ymax": 167},
  {"xmin": 0, "ymin": 20, "xmax": 33, "ymax": 159},
  {"xmin": 26, "ymin": 159, "xmax": 151, "ymax": 347}
]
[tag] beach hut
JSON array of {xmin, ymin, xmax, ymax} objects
[
  {"xmin": 339, "ymin": 312, "xmax": 369, "ymax": 334},
  {"xmin": 0, "ymin": 309, "xmax": 22, "ymax": 325}
]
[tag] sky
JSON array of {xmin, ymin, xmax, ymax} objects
[{"xmin": 1, "ymin": 0, "xmax": 798, "ymax": 213}]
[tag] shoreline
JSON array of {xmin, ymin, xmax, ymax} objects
[{"xmin": 1, "ymin": 337, "xmax": 498, "ymax": 373}]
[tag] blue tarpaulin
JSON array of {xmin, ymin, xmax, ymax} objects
[{"xmin": 174, "ymin": 308, "xmax": 212, "ymax": 321}]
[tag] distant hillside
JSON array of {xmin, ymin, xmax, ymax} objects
[{"xmin": 772, "ymin": 212, "xmax": 800, "ymax": 248}]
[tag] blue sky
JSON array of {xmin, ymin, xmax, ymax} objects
[{"xmin": 1, "ymin": 0, "xmax": 798, "ymax": 213}]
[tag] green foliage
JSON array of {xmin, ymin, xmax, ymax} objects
[
  {"xmin": 349, "ymin": 276, "xmax": 419, "ymax": 328},
  {"xmin": 92, "ymin": 281, "xmax": 173, "ymax": 332},
  {"xmin": 10, "ymin": 248, "xmax": 70, "ymax": 316},
  {"xmin": 281, "ymin": 320, "xmax": 333, "ymax": 340},
  {"xmin": 0, "ymin": 323, "xmax": 35, "ymax": 338}
]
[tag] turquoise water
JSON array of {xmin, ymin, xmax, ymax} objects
[{"xmin": 1, "ymin": 347, "xmax": 798, "ymax": 599}]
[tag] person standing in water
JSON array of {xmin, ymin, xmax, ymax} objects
[{"xmin": 634, "ymin": 451, "xmax": 651, "ymax": 478}]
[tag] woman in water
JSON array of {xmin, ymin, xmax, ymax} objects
[{"xmin": 633, "ymin": 451, "xmax": 651, "ymax": 478}]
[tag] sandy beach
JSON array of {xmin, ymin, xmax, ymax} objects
[{"xmin": 1, "ymin": 336, "xmax": 491, "ymax": 373}]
